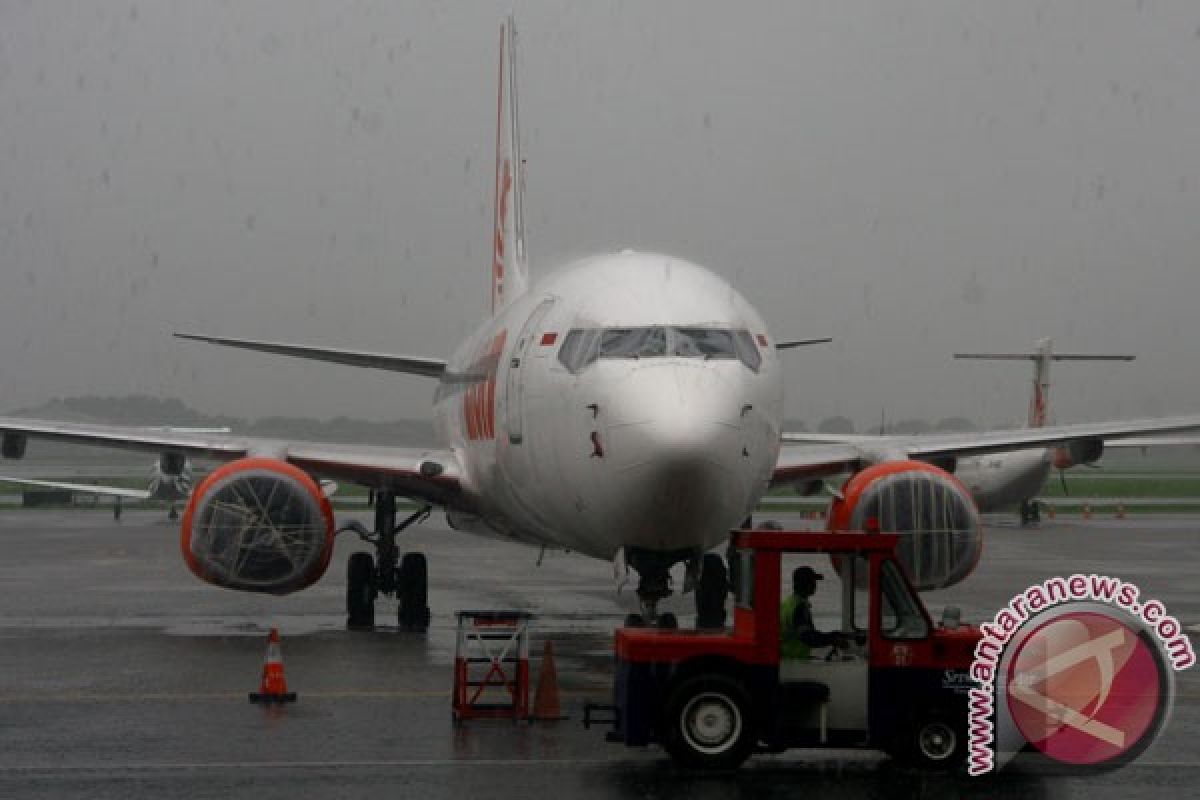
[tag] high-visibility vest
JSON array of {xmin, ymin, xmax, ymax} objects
[{"xmin": 780, "ymin": 595, "xmax": 811, "ymax": 660}]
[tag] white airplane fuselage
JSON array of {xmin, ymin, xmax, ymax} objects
[
  {"xmin": 434, "ymin": 252, "xmax": 783, "ymax": 560},
  {"xmin": 955, "ymin": 448, "xmax": 1052, "ymax": 512}
]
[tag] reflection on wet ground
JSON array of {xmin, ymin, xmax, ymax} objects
[{"xmin": 0, "ymin": 510, "xmax": 1195, "ymax": 798}]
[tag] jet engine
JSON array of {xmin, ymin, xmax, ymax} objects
[
  {"xmin": 827, "ymin": 460, "xmax": 982, "ymax": 590},
  {"xmin": 180, "ymin": 458, "xmax": 335, "ymax": 594},
  {"xmin": 159, "ymin": 451, "xmax": 187, "ymax": 476},
  {"xmin": 1052, "ymin": 438, "xmax": 1104, "ymax": 470}
]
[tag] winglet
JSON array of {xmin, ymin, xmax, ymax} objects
[{"xmin": 491, "ymin": 13, "xmax": 529, "ymax": 312}]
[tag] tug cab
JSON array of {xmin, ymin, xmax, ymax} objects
[{"xmin": 601, "ymin": 529, "xmax": 981, "ymax": 769}]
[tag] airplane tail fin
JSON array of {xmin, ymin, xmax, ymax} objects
[
  {"xmin": 491, "ymin": 14, "xmax": 529, "ymax": 312},
  {"xmin": 954, "ymin": 339, "xmax": 1135, "ymax": 428}
]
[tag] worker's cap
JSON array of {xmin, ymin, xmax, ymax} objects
[{"xmin": 793, "ymin": 566, "xmax": 824, "ymax": 582}]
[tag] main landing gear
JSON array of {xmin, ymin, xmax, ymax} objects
[
  {"xmin": 1019, "ymin": 500, "xmax": 1041, "ymax": 527},
  {"xmin": 625, "ymin": 548, "xmax": 729, "ymax": 631},
  {"xmin": 341, "ymin": 490, "xmax": 432, "ymax": 632}
]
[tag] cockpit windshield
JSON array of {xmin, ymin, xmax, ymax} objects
[
  {"xmin": 557, "ymin": 327, "xmax": 763, "ymax": 373},
  {"xmin": 672, "ymin": 327, "xmax": 736, "ymax": 359}
]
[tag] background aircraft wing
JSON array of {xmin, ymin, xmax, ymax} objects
[
  {"xmin": 0, "ymin": 474, "xmax": 152, "ymax": 500},
  {"xmin": 781, "ymin": 415, "xmax": 1200, "ymax": 462},
  {"xmin": 174, "ymin": 333, "xmax": 447, "ymax": 378},
  {"xmin": 0, "ymin": 417, "xmax": 463, "ymax": 505},
  {"xmin": 902, "ymin": 416, "xmax": 1200, "ymax": 459},
  {"xmin": 1105, "ymin": 435, "xmax": 1200, "ymax": 449},
  {"xmin": 771, "ymin": 443, "xmax": 863, "ymax": 485}
]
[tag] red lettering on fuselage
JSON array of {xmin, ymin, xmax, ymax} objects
[{"xmin": 463, "ymin": 330, "xmax": 508, "ymax": 441}]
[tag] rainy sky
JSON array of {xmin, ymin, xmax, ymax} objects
[{"xmin": 2, "ymin": 1, "xmax": 1199, "ymax": 429}]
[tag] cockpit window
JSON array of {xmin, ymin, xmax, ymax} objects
[
  {"xmin": 600, "ymin": 327, "xmax": 667, "ymax": 359},
  {"xmin": 733, "ymin": 330, "xmax": 762, "ymax": 371},
  {"xmin": 557, "ymin": 327, "xmax": 763, "ymax": 373},
  {"xmin": 672, "ymin": 328, "xmax": 736, "ymax": 359}
]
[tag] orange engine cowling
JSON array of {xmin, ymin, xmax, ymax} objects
[
  {"xmin": 180, "ymin": 458, "xmax": 336, "ymax": 595},
  {"xmin": 827, "ymin": 460, "xmax": 983, "ymax": 590}
]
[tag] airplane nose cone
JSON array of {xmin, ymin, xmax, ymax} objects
[{"xmin": 597, "ymin": 364, "xmax": 755, "ymax": 549}]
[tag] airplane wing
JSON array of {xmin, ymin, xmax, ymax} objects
[
  {"xmin": 779, "ymin": 415, "xmax": 1200, "ymax": 463},
  {"xmin": 0, "ymin": 417, "xmax": 464, "ymax": 506},
  {"xmin": 0, "ymin": 475, "xmax": 152, "ymax": 500},
  {"xmin": 173, "ymin": 333, "xmax": 447, "ymax": 378},
  {"xmin": 770, "ymin": 443, "xmax": 863, "ymax": 486},
  {"xmin": 1106, "ymin": 435, "xmax": 1200, "ymax": 449}
]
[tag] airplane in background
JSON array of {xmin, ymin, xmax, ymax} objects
[
  {"xmin": 952, "ymin": 339, "xmax": 1134, "ymax": 524},
  {"xmin": 0, "ymin": 429, "xmax": 229, "ymax": 520},
  {"xmin": 953, "ymin": 339, "xmax": 1200, "ymax": 525},
  {"xmin": 5, "ymin": 15, "xmax": 1200, "ymax": 633}
]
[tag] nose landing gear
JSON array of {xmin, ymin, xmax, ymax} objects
[
  {"xmin": 625, "ymin": 548, "xmax": 729, "ymax": 630},
  {"xmin": 341, "ymin": 491, "xmax": 432, "ymax": 632}
]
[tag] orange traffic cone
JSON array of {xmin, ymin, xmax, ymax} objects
[
  {"xmin": 1047, "ymin": 504, "xmax": 1056, "ymax": 519},
  {"xmin": 249, "ymin": 628, "xmax": 297, "ymax": 703},
  {"xmin": 1082, "ymin": 504, "xmax": 1092, "ymax": 520},
  {"xmin": 530, "ymin": 640, "xmax": 566, "ymax": 721}
]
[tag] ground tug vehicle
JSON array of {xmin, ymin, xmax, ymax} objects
[{"xmin": 592, "ymin": 529, "xmax": 981, "ymax": 769}]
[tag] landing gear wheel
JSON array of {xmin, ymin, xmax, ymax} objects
[
  {"xmin": 346, "ymin": 552, "xmax": 376, "ymax": 630},
  {"xmin": 397, "ymin": 552, "xmax": 431, "ymax": 632},
  {"xmin": 624, "ymin": 613, "xmax": 645, "ymax": 628},
  {"xmin": 695, "ymin": 554, "xmax": 728, "ymax": 629},
  {"xmin": 897, "ymin": 712, "xmax": 965, "ymax": 770},
  {"xmin": 661, "ymin": 674, "xmax": 755, "ymax": 770},
  {"xmin": 656, "ymin": 612, "xmax": 679, "ymax": 630}
]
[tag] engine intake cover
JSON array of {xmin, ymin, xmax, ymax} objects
[
  {"xmin": 828, "ymin": 460, "xmax": 983, "ymax": 590},
  {"xmin": 181, "ymin": 458, "xmax": 335, "ymax": 594}
]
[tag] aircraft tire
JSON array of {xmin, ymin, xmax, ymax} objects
[
  {"xmin": 346, "ymin": 552, "xmax": 376, "ymax": 630},
  {"xmin": 398, "ymin": 552, "xmax": 430, "ymax": 632}
]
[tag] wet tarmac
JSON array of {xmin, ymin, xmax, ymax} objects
[{"xmin": 0, "ymin": 509, "xmax": 1196, "ymax": 799}]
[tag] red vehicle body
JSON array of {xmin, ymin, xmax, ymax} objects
[{"xmin": 600, "ymin": 530, "xmax": 981, "ymax": 769}]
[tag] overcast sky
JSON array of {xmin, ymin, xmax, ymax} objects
[{"xmin": 2, "ymin": 1, "xmax": 1199, "ymax": 429}]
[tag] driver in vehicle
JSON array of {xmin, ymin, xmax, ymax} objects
[{"xmin": 780, "ymin": 566, "xmax": 850, "ymax": 659}]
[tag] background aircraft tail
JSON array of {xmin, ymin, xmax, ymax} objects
[
  {"xmin": 491, "ymin": 14, "xmax": 529, "ymax": 312},
  {"xmin": 954, "ymin": 338, "xmax": 1135, "ymax": 428}
]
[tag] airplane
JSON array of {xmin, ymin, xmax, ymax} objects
[
  {"xmin": 0, "ymin": 430, "xmax": 230, "ymax": 520},
  {"xmin": 951, "ymin": 339, "xmax": 1200, "ymax": 525},
  {"xmin": 952, "ymin": 339, "xmax": 1134, "ymax": 525},
  {"xmin": 0, "ymin": 430, "xmax": 339, "ymax": 522},
  {"xmin": 5, "ymin": 15, "xmax": 1200, "ymax": 632}
]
